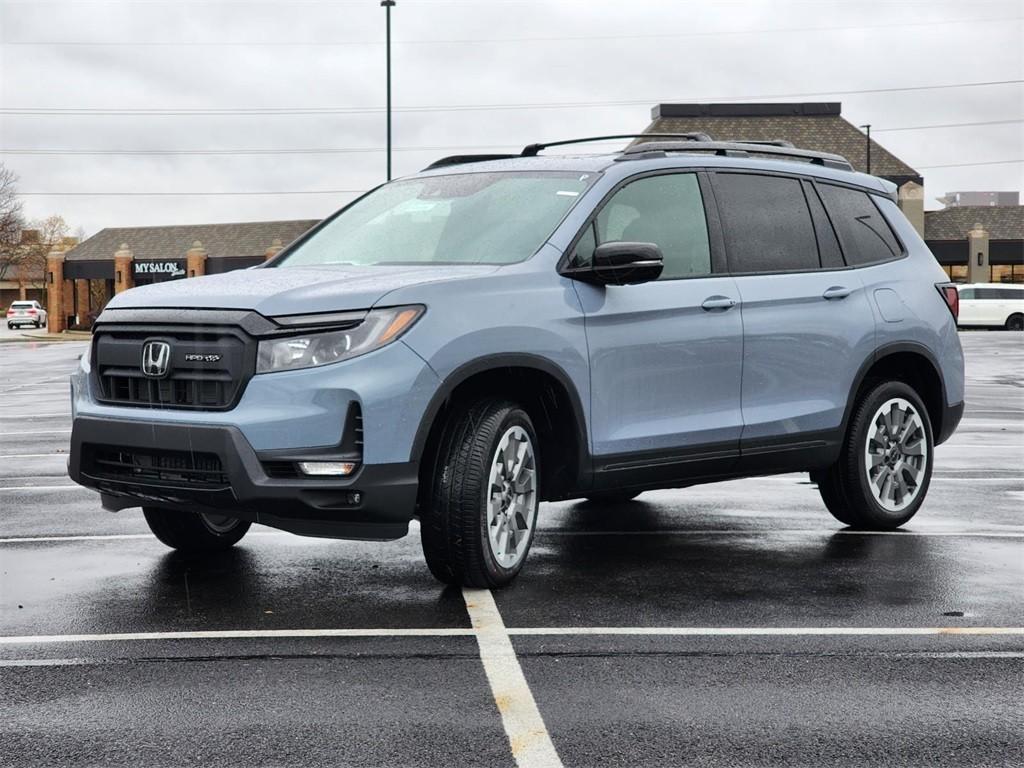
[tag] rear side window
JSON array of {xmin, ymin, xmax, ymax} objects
[
  {"xmin": 588, "ymin": 173, "xmax": 712, "ymax": 279},
  {"xmin": 976, "ymin": 288, "xmax": 1022, "ymax": 300},
  {"xmin": 818, "ymin": 184, "xmax": 902, "ymax": 265},
  {"xmin": 713, "ymin": 173, "xmax": 819, "ymax": 273},
  {"xmin": 959, "ymin": 288, "xmax": 976, "ymax": 300}
]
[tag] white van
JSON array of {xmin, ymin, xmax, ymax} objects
[{"xmin": 956, "ymin": 283, "xmax": 1024, "ymax": 331}]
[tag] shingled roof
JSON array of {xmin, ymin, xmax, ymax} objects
[
  {"xmin": 925, "ymin": 205, "xmax": 1024, "ymax": 241},
  {"xmin": 65, "ymin": 219, "xmax": 319, "ymax": 261},
  {"xmin": 640, "ymin": 103, "xmax": 921, "ymax": 183}
]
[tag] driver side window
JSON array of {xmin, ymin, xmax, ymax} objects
[{"xmin": 572, "ymin": 173, "xmax": 712, "ymax": 280}]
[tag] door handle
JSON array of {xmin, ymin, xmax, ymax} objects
[
  {"xmin": 701, "ymin": 296, "xmax": 737, "ymax": 311},
  {"xmin": 822, "ymin": 286, "xmax": 852, "ymax": 300}
]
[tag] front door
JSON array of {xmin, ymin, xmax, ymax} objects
[{"xmin": 571, "ymin": 171, "xmax": 744, "ymax": 487}]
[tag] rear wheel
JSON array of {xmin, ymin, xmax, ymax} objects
[
  {"xmin": 143, "ymin": 507, "xmax": 251, "ymax": 553},
  {"xmin": 1006, "ymin": 314, "xmax": 1024, "ymax": 331},
  {"xmin": 815, "ymin": 380, "xmax": 933, "ymax": 529},
  {"xmin": 420, "ymin": 398, "xmax": 540, "ymax": 588}
]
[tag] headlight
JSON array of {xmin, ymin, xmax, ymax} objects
[{"xmin": 256, "ymin": 305, "xmax": 423, "ymax": 374}]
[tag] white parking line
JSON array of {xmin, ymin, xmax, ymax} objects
[
  {"xmin": 1, "ymin": 625, "xmax": 1021, "ymax": 646},
  {"xmin": 0, "ymin": 429, "xmax": 71, "ymax": 436},
  {"xmin": 1, "ymin": 528, "xmax": 1022, "ymax": 545},
  {"xmin": 0, "ymin": 485, "xmax": 79, "ymax": 492},
  {"xmin": 0, "ymin": 628, "xmax": 475, "ymax": 645},
  {"xmin": 0, "ymin": 454, "xmax": 66, "ymax": 459},
  {"xmin": 504, "ymin": 626, "xmax": 1024, "ymax": 637},
  {"xmin": 0, "ymin": 414, "xmax": 69, "ymax": 420},
  {"xmin": 464, "ymin": 588, "xmax": 563, "ymax": 768}
]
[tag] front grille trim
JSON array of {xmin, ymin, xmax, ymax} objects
[{"xmin": 91, "ymin": 321, "xmax": 257, "ymax": 412}]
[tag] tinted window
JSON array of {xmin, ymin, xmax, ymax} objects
[
  {"xmin": 818, "ymin": 184, "xmax": 902, "ymax": 265},
  {"xmin": 593, "ymin": 173, "xmax": 711, "ymax": 279},
  {"xmin": 714, "ymin": 173, "xmax": 819, "ymax": 273},
  {"xmin": 804, "ymin": 181, "xmax": 845, "ymax": 269},
  {"xmin": 959, "ymin": 288, "xmax": 976, "ymax": 300}
]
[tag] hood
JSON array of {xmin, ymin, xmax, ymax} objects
[{"xmin": 106, "ymin": 264, "xmax": 501, "ymax": 316}]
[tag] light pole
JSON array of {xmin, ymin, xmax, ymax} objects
[
  {"xmin": 859, "ymin": 124, "xmax": 871, "ymax": 175},
  {"xmin": 381, "ymin": 0, "xmax": 396, "ymax": 181}
]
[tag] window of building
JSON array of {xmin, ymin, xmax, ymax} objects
[
  {"xmin": 818, "ymin": 184, "xmax": 902, "ymax": 265},
  {"xmin": 590, "ymin": 173, "xmax": 712, "ymax": 279},
  {"xmin": 714, "ymin": 173, "xmax": 819, "ymax": 273},
  {"xmin": 947, "ymin": 265, "xmax": 969, "ymax": 283}
]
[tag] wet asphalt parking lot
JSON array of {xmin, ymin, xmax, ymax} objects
[{"xmin": 1, "ymin": 332, "xmax": 1022, "ymax": 767}]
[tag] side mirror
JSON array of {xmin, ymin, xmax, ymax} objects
[{"xmin": 567, "ymin": 242, "xmax": 664, "ymax": 286}]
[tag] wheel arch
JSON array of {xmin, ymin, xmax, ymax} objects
[
  {"xmin": 844, "ymin": 342, "xmax": 953, "ymax": 445},
  {"xmin": 411, "ymin": 354, "xmax": 591, "ymax": 502}
]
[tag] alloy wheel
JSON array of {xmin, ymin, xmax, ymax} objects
[
  {"xmin": 863, "ymin": 397, "xmax": 928, "ymax": 512},
  {"xmin": 486, "ymin": 426, "xmax": 538, "ymax": 569}
]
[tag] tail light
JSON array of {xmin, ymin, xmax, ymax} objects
[
  {"xmin": 936, "ymin": 283, "xmax": 959, "ymax": 321},
  {"xmin": 27, "ymin": 309, "xmax": 37, "ymax": 315}
]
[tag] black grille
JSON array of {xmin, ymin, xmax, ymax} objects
[
  {"xmin": 92, "ymin": 325, "xmax": 255, "ymax": 410},
  {"xmin": 83, "ymin": 445, "xmax": 229, "ymax": 489}
]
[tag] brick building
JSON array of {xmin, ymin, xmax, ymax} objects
[{"xmin": 47, "ymin": 219, "xmax": 317, "ymax": 332}]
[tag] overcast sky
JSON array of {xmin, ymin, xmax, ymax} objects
[{"xmin": 1, "ymin": 0, "xmax": 1021, "ymax": 237}]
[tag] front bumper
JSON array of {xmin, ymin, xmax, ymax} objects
[{"xmin": 69, "ymin": 416, "xmax": 418, "ymax": 540}]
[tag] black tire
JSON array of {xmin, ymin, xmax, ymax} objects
[
  {"xmin": 143, "ymin": 507, "xmax": 250, "ymax": 553},
  {"xmin": 816, "ymin": 380, "xmax": 934, "ymax": 529},
  {"xmin": 420, "ymin": 398, "xmax": 540, "ymax": 588},
  {"xmin": 584, "ymin": 490, "xmax": 642, "ymax": 504},
  {"xmin": 1006, "ymin": 314, "xmax": 1024, "ymax": 331}
]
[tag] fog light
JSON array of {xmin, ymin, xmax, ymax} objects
[{"xmin": 297, "ymin": 461, "xmax": 357, "ymax": 476}]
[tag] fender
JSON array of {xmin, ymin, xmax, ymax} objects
[
  {"xmin": 409, "ymin": 352, "xmax": 592, "ymax": 489},
  {"xmin": 840, "ymin": 341, "xmax": 956, "ymax": 446}
]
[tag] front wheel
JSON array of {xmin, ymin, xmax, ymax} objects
[
  {"xmin": 815, "ymin": 381, "xmax": 934, "ymax": 529},
  {"xmin": 143, "ymin": 507, "xmax": 251, "ymax": 553},
  {"xmin": 420, "ymin": 398, "xmax": 540, "ymax": 588}
]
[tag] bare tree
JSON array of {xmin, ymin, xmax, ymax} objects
[
  {"xmin": 20, "ymin": 214, "xmax": 71, "ymax": 291},
  {"xmin": 0, "ymin": 164, "xmax": 26, "ymax": 282}
]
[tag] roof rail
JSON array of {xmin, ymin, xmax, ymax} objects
[
  {"xmin": 424, "ymin": 153, "xmax": 520, "ymax": 171},
  {"xmin": 731, "ymin": 139, "xmax": 795, "ymax": 148},
  {"xmin": 620, "ymin": 140, "xmax": 853, "ymax": 171},
  {"xmin": 520, "ymin": 133, "xmax": 712, "ymax": 157}
]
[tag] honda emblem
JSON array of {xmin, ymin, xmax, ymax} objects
[{"xmin": 141, "ymin": 340, "xmax": 172, "ymax": 378}]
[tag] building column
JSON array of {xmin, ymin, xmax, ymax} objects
[
  {"xmin": 46, "ymin": 250, "xmax": 66, "ymax": 333},
  {"xmin": 75, "ymin": 279, "xmax": 90, "ymax": 326},
  {"xmin": 186, "ymin": 240, "xmax": 208, "ymax": 278},
  {"xmin": 264, "ymin": 238, "xmax": 283, "ymax": 262},
  {"xmin": 114, "ymin": 243, "xmax": 134, "ymax": 294},
  {"xmin": 897, "ymin": 181, "xmax": 925, "ymax": 238},
  {"xmin": 967, "ymin": 223, "xmax": 990, "ymax": 284}
]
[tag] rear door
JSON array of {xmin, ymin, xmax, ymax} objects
[
  {"xmin": 572, "ymin": 171, "xmax": 744, "ymax": 486},
  {"xmin": 710, "ymin": 172, "xmax": 878, "ymax": 470},
  {"xmin": 956, "ymin": 287, "xmax": 982, "ymax": 326}
]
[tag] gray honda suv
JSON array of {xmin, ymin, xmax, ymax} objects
[{"xmin": 68, "ymin": 134, "xmax": 965, "ymax": 587}]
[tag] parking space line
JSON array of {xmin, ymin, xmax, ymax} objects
[
  {"xmin": 463, "ymin": 588, "xmax": 563, "ymax": 768},
  {"xmin": 0, "ymin": 429, "xmax": 71, "ymax": 435},
  {"xmin": 0, "ymin": 628, "xmax": 476, "ymax": 645},
  {"xmin": 0, "ymin": 485, "xmax": 79, "ymax": 492},
  {"xmin": 0, "ymin": 453, "xmax": 67, "ymax": 459},
  {"xmin": 2, "ymin": 625, "xmax": 1020, "ymax": 647},
  {"xmin": 2, "ymin": 528, "xmax": 1023, "ymax": 545},
  {"xmin": 504, "ymin": 627, "xmax": 1024, "ymax": 636}
]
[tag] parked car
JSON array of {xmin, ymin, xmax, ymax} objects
[
  {"xmin": 68, "ymin": 134, "xmax": 965, "ymax": 587},
  {"xmin": 6, "ymin": 300, "xmax": 47, "ymax": 329},
  {"xmin": 956, "ymin": 283, "xmax": 1024, "ymax": 331}
]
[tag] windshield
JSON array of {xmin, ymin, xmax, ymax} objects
[{"xmin": 273, "ymin": 171, "xmax": 596, "ymax": 268}]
